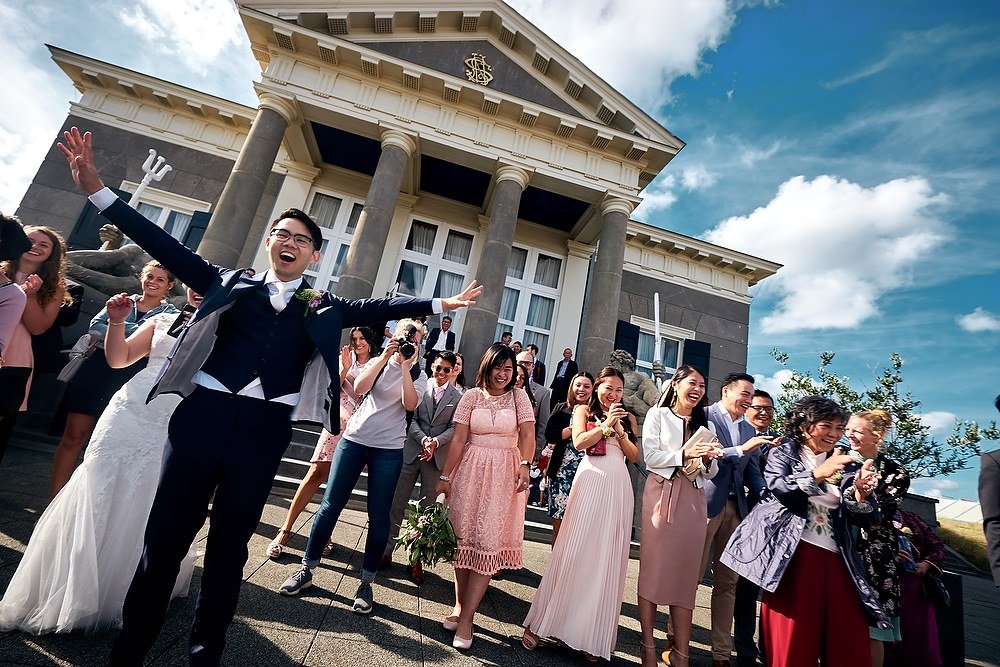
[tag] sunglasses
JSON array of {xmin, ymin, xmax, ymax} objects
[{"xmin": 433, "ymin": 365, "xmax": 454, "ymax": 373}]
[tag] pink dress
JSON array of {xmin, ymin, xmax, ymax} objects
[
  {"xmin": 449, "ymin": 387, "xmax": 534, "ymax": 575},
  {"xmin": 310, "ymin": 358, "xmax": 364, "ymax": 463},
  {"xmin": 523, "ymin": 435, "xmax": 634, "ymax": 659}
]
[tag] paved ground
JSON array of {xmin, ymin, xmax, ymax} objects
[{"xmin": 1, "ymin": 445, "xmax": 997, "ymax": 666}]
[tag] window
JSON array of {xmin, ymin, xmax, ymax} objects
[
  {"xmin": 630, "ymin": 316, "xmax": 694, "ymax": 380},
  {"xmin": 391, "ymin": 216, "xmax": 477, "ymax": 327},
  {"xmin": 301, "ymin": 190, "xmax": 366, "ymax": 292},
  {"xmin": 121, "ymin": 182, "xmax": 210, "ymax": 246},
  {"xmin": 493, "ymin": 245, "xmax": 565, "ymax": 360}
]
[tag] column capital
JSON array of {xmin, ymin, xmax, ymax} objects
[
  {"xmin": 380, "ymin": 128, "xmax": 418, "ymax": 157},
  {"xmin": 566, "ymin": 239, "xmax": 597, "ymax": 260},
  {"xmin": 600, "ymin": 196, "xmax": 636, "ymax": 218},
  {"xmin": 257, "ymin": 92, "xmax": 299, "ymax": 124},
  {"xmin": 495, "ymin": 164, "xmax": 532, "ymax": 190},
  {"xmin": 277, "ymin": 161, "xmax": 320, "ymax": 182}
]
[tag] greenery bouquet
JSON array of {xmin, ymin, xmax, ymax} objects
[{"xmin": 394, "ymin": 493, "xmax": 458, "ymax": 567}]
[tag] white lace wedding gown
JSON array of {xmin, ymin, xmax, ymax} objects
[{"xmin": 0, "ymin": 314, "xmax": 196, "ymax": 635}]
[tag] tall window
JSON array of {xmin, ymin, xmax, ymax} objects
[
  {"xmin": 120, "ymin": 182, "xmax": 209, "ymax": 245},
  {"xmin": 631, "ymin": 317, "xmax": 694, "ymax": 379},
  {"xmin": 493, "ymin": 246, "xmax": 564, "ymax": 360},
  {"xmin": 392, "ymin": 217, "xmax": 476, "ymax": 326},
  {"xmin": 301, "ymin": 190, "xmax": 365, "ymax": 292}
]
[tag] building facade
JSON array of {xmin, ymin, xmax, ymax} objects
[{"xmin": 17, "ymin": 1, "xmax": 779, "ymax": 393}]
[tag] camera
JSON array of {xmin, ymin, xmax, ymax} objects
[{"xmin": 394, "ymin": 323, "xmax": 419, "ymax": 358}]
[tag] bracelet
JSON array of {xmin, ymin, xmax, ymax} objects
[
  {"xmin": 600, "ymin": 424, "xmax": 614, "ymax": 438},
  {"xmin": 439, "ymin": 475, "xmax": 451, "ymax": 482},
  {"xmin": 108, "ymin": 321, "xmax": 126, "ymax": 327},
  {"xmin": 519, "ymin": 460, "xmax": 530, "ymax": 468}
]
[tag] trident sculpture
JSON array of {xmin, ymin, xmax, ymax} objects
[{"xmin": 99, "ymin": 148, "xmax": 173, "ymax": 250}]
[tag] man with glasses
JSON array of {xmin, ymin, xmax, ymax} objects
[
  {"xmin": 57, "ymin": 127, "xmax": 483, "ymax": 666},
  {"xmin": 384, "ymin": 350, "xmax": 462, "ymax": 584},
  {"xmin": 516, "ymin": 350, "xmax": 551, "ymax": 457},
  {"xmin": 734, "ymin": 389, "xmax": 776, "ymax": 667}
]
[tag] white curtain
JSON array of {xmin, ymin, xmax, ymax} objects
[
  {"xmin": 163, "ymin": 211, "xmax": 192, "ymax": 242},
  {"xmin": 443, "ymin": 230, "xmax": 474, "ymax": 264},
  {"xmin": 307, "ymin": 239, "xmax": 329, "ymax": 273},
  {"xmin": 308, "ymin": 193, "xmax": 342, "ymax": 229},
  {"xmin": 507, "ymin": 247, "xmax": 527, "ymax": 279},
  {"xmin": 533, "ymin": 254, "xmax": 562, "ymax": 288},
  {"xmin": 499, "ymin": 287, "xmax": 520, "ymax": 321},
  {"xmin": 526, "ymin": 294, "xmax": 555, "ymax": 329},
  {"xmin": 396, "ymin": 260, "xmax": 427, "ymax": 295},
  {"xmin": 636, "ymin": 332, "xmax": 655, "ymax": 364},
  {"xmin": 136, "ymin": 202, "xmax": 162, "ymax": 224},
  {"xmin": 434, "ymin": 270, "xmax": 464, "ymax": 298},
  {"xmin": 406, "ymin": 221, "xmax": 437, "ymax": 254},
  {"xmin": 331, "ymin": 243, "xmax": 349, "ymax": 277},
  {"xmin": 346, "ymin": 203, "xmax": 364, "ymax": 234}
]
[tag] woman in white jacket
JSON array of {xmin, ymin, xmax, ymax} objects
[{"xmin": 637, "ymin": 365, "xmax": 722, "ymax": 667}]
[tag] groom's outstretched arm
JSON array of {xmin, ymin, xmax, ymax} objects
[{"xmin": 58, "ymin": 127, "xmax": 218, "ymax": 295}]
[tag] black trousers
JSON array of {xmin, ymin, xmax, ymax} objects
[
  {"xmin": 734, "ymin": 575, "xmax": 765, "ymax": 663},
  {"xmin": 111, "ymin": 389, "xmax": 292, "ymax": 666}
]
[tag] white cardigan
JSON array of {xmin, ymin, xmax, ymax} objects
[{"xmin": 642, "ymin": 407, "xmax": 719, "ymax": 487}]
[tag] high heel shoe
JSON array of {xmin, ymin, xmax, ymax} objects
[
  {"xmin": 664, "ymin": 647, "xmax": 689, "ymax": 667},
  {"xmin": 442, "ymin": 616, "xmax": 459, "ymax": 632},
  {"xmin": 452, "ymin": 633, "xmax": 473, "ymax": 650},
  {"xmin": 639, "ymin": 641, "xmax": 658, "ymax": 667}
]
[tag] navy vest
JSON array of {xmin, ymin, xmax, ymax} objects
[{"xmin": 199, "ymin": 285, "xmax": 315, "ymax": 399}]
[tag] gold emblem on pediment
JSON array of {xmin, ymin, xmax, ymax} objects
[{"xmin": 464, "ymin": 53, "xmax": 493, "ymax": 87}]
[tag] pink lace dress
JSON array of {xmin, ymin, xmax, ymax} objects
[
  {"xmin": 310, "ymin": 358, "xmax": 364, "ymax": 463},
  {"xmin": 449, "ymin": 387, "xmax": 535, "ymax": 575}
]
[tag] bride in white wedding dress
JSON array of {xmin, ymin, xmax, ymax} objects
[{"xmin": 0, "ymin": 290, "xmax": 199, "ymax": 635}]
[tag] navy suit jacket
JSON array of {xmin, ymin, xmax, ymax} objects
[
  {"xmin": 704, "ymin": 402, "xmax": 766, "ymax": 519},
  {"xmin": 425, "ymin": 327, "xmax": 455, "ymax": 352},
  {"xmin": 99, "ymin": 198, "xmax": 434, "ymax": 432}
]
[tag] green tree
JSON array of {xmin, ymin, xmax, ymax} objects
[{"xmin": 770, "ymin": 349, "xmax": 998, "ymax": 479}]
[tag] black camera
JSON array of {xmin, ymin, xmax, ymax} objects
[{"xmin": 395, "ymin": 324, "xmax": 419, "ymax": 358}]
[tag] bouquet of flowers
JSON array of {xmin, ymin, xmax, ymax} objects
[{"xmin": 394, "ymin": 493, "xmax": 458, "ymax": 567}]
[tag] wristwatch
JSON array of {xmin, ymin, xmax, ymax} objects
[
  {"xmin": 600, "ymin": 422, "xmax": 614, "ymax": 438},
  {"xmin": 519, "ymin": 460, "xmax": 531, "ymax": 468}
]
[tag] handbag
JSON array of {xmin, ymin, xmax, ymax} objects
[
  {"xmin": 584, "ymin": 420, "xmax": 606, "ymax": 456},
  {"xmin": 56, "ymin": 333, "xmax": 94, "ymax": 383},
  {"xmin": 923, "ymin": 573, "xmax": 951, "ymax": 608}
]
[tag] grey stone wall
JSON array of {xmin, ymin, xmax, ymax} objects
[{"xmin": 619, "ymin": 270, "xmax": 751, "ymax": 398}]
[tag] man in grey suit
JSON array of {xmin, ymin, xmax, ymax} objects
[
  {"xmin": 384, "ymin": 351, "xmax": 462, "ymax": 583},
  {"xmin": 516, "ymin": 350, "xmax": 551, "ymax": 457}
]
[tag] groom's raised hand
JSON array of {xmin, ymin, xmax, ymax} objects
[
  {"xmin": 440, "ymin": 280, "xmax": 483, "ymax": 311},
  {"xmin": 57, "ymin": 127, "xmax": 105, "ymax": 196}
]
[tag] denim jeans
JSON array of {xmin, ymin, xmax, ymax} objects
[{"xmin": 303, "ymin": 438, "xmax": 404, "ymax": 577}]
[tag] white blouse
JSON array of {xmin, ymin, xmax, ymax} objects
[{"xmin": 642, "ymin": 407, "xmax": 719, "ymax": 487}]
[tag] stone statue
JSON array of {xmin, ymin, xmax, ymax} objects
[
  {"xmin": 65, "ymin": 233, "xmax": 185, "ymax": 306},
  {"xmin": 608, "ymin": 349, "xmax": 667, "ymax": 430}
]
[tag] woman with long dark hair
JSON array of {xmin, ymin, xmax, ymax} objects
[
  {"xmin": 266, "ymin": 326, "xmax": 379, "ymax": 558},
  {"xmin": 435, "ymin": 343, "xmax": 535, "ymax": 650},
  {"xmin": 637, "ymin": 365, "xmax": 722, "ymax": 667},
  {"xmin": 721, "ymin": 396, "xmax": 886, "ymax": 667},
  {"xmin": 544, "ymin": 371, "xmax": 595, "ymax": 543},
  {"xmin": 522, "ymin": 366, "xmax": 639, "ymax": 662}
]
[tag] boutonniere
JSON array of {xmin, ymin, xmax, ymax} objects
[{"xmin": 295, "ymin": 288, "xmax": 326, "ymax": 316}]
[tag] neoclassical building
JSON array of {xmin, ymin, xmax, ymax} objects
[{"xmin": 18, "ymin": 0, "xmax": 779, "ymax": 392}]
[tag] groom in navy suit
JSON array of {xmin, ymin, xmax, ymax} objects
[{"xmin": 58, "ymin": 128, "xmax": 482, "ymax": 666}]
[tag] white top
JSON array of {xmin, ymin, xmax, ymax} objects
[
  {"xmin": 343, "ymin": 357, "xmax": 427, "ymax": 449},
  {"xmin": 798, "ymin": 447, "xmax": 841, "ymax": 552},
  {"xmin": 642, "ymin": 407, "xmax": 719, "ymax": 487},
  {"xmin": 714, "ymin": 400, "xmax": 744, "ymax": 452}
]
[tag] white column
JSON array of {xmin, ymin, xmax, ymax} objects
[{"xmin": 548, "ymin": 239, "xmax": 596, "ymax": 370}]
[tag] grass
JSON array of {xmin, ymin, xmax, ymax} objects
[{"xmin": 937, "ymin": 518, "xmax": 989, "ymax": 571}]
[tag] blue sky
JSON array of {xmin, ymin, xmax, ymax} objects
[{"xmin": 0, "ymin": 1, "xmax": 997, "ymax": 499}]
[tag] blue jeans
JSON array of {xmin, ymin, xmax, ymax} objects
[{"xmin": 303, "ymin": 438, "xmax": 403, "ymax": 577}]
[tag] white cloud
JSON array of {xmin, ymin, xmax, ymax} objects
[
  {"xmin": 910, "ymin": 477, "xmax": 959, "ymax": 500},
  {"xmin": 510, "ymin": 0, "xmax": 750, "ymax": 109},
  {"xmin": 680, "ymin": 165, "xmax": 718, "ymax": 191},
  {"xmin": 916, "ymin": 411, "xmax": 957, "ymax": 434},
  {"xmin": 117, "ymin": 0, "xmax": 244, "ymax": 76},
  {"xmin": 957, "ymin": 307, "xmax": 1000, "ymax": 333},
  {"xmin": 738, "ymin": 140, "xmax": 782, "ymax": 167},
  {"xmin": 634, "ymin": 174, "xmax": 678, "ymax": 218},
  {"xmin": 752, "ymin": 369, "xmax": 794, "ymax": 398},
  {"xmin": 704, "ymin": 175, "xmax": 949, "ymax": 333},
  {"xmin": 0, "ymin": 4, "xmax": 76, "ymax": 213}
]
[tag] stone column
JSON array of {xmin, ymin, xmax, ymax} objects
[
  {"xmin": 577, "ymin": 197, "xmax": 634, "ymax": 372},
  {"xmin": 198, "ymin": 93, "xmax": 296, "ymax": 267},
  {"xmin": 335, "ymin": 128, "xmax": 417, "ymax": 300},
  {"xmin": 547, "ymin": 239, "xmax": 596, "ymax": 369},
  {"xmin": 459, "ymin": 165, "xmax": 531, "ymax": 361}
]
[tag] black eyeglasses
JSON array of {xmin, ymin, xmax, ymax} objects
[
  {"xmin": 433, "ymin": 365, "xmax": 454, "ymax": 373},
  {"xmin": 269, "ymin": 228, "xmax": 316, "ymax": 249},
  {"xmin": 749, "ymin": 405, "xmax": 775, "ymax": 414}
]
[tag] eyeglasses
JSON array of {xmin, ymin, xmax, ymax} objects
[
  {"xmin": 433, "ymin": 365, "xmax": 454, "ymax": 374},
  {"xmin": 269, "ymin": 228, "xmax": 316, "ymax": 249},
  {"xmin": 749, "ymin": 405, "xmax": 775, "ymax": 414}
]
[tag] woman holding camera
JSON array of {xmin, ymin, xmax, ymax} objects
[
  {"xmin": 522, "ymin": 366, "xmax": 638, "ymax": 662},
  {"xmin": 277, "ymin": 320, "xmax": 425, "ymax": 615}
]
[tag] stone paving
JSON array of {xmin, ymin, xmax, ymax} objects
[{"xmin": 1, "ymin": 445, "xmax": 997, "ymax": 666}]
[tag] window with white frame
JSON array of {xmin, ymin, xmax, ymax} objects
[
  {"xmin": 493, "ymin": 246, "xmax": 564, "ymax": 360},
  {"xmin": 630, "ymin": 316, "xmax": 694, "ymax": 379},
  {"xmin": 392, "ymin": 217, "xmax": 476, "ymax": 326},
  {"xmin": 301, "ymin": 190, "xmax": 366, "ymax": 293},
  {"xmin": 119, "ymin": 181, "xmax": 210, "ymax": 244}
]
